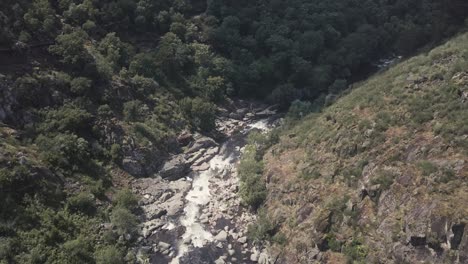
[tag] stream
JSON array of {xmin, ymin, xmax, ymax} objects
[{"xmin": 132, "ymin": 105, "xmax": 279, "ymax": 264}]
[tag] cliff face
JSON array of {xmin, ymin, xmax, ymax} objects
[{"xmin": 262, "ymin": 33, "xmax": 468, "ymax": 263}]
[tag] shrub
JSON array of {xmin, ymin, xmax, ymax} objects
[
  {"xmin": 59, "ymin": 237, "xmax": 94, "ymax": 263},
  {"xmin": 110, "ymin": 144, "xmax": 122, "ymax": 163},
  {"xmin": 97, "ymin": 33, "xmax": 134, "ymax": 70},
  {"xmin": 180, "ymin": 97, "xmax": 216, "ymax": 131},
  {"xmin": 67, "ymin": 192, "xmax": 96, "ymax": 215},
  {"xmin": 38, "ymin": 104, "xmax": 93, "ymax": 134},
  {"xmin": 97, "ymin": 104, "xmax": 113, "ymax": 118},
  {"xmin": 239, "ymin": 175, "xmax": 267, "ymax": 209},
  {"xmin": 122, "ymin": 100, "xmax": 144, "ymax": 122},
  {"xmin": 343, "ymin": 238, "xmax": 368, "ymax": 262},
  {"xmin": 287, "ymin": 100, "xmax": 313, "ymax": 120},
  {"xmin": 95, "ymin": 246, "xmax": 124, "ymax": 264},
  {"xmin": 370, "ymin": 170, "xmax": 396, "ymax": 190},
  {"xmin": 238, "ymin": 145, "xmax": 267, "ymax": 209},
  {"xmin": 418, "ymin": 160, "xmax": 438, "ymax": 176},
  {"xmin": 110, "ymin": 207, "xmax": 138, "ymax": 235},
  {"xmin": 36, "ymin": 133, "xmax": 90, "ymax": 172},
  {"xmin": 436, "ymin": 167, "xmax": 456, "ymax": 183},
  {"xmin": 49, "ymin": 28, "xmax": 91, "ymax": 66},
  {"xmin": 130, "ymin": 75, "xmax": 158, "ymax": 95},
  {"xmin": 70, "ymin": 77, "xmax": 92, "ymax": 95},
  {"xmin": 133, "ymin": 123, "xmax": 163, "ymax": 144},
  {"xmin": 114, "ymin": 189, "xmax": 138, "ymax": 211},
  {"xmin": 247, "ymin": 209, "xmax": 278, "ymax": 242}
]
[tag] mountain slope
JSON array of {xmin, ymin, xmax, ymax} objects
[{"xmin": 261, "ymin": 33, "xmax": 468, "ymax": 263}]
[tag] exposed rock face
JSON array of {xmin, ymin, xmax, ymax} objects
[
  {"xmin": 186, "ymin": 135, "xmax": 218, "ymax": 154},
  {"xmin": 122, "ymin": 147, "xmax": 166, "ymax": 177},
  {"xmin": 159, "ymin": 155, "xmax": 190, "ymax": 180}
]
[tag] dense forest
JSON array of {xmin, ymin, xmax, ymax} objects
[{"xmin": 0, "ymin": 0, "xmax": 467, "ymax": 263}]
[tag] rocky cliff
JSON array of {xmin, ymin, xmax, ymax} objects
[{"xmin": 261, "ymin": 33, "xmax": 468, "ymax": 263}]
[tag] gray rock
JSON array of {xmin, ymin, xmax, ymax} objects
[
  {"xmin": 158, "ymin": 241, "xmax": 171, "ymax": 251},
  {"xmin": 159, "ymin": 155, "xmax": 189, "ymax": 180},
  {"xmin": 138, "ymin": 246, "xmax": 152, "ymax": 254},
  {"xmin": 192, "ymin": 162, "xmax": 210, "ymax": 172},
  {"xmin": 250, "ymin": 252, "xmax": 259, "ymax": 262},
  {"xmin": 256, "ymin": 105, "xmax": 277, "ymax": 117},
  {"xmin": 215, "ymin": 257, "xmax": 226, "ymax": 264},
  {"xmin": 229, "ymin": 112, "xmax": 243, "ymax": 120},
  {"xmin": 122, "ymin": 157, "xmax": 145, "ymax": 177},
  {"xmin": 122, "ymin": 147, "xmax": 166, "ymax": 177},
  {"xmin": 258, "ymin": 250, "xmax": 269, "ymax": 264},
  {"xmin": 238, "ymin": 236, "xmax": 247, "ymax": 244},
  {"xmin": 159, "ymin": 192, "xmax": 173, "ymax": 202},
  {"xmin": 186, "ymin": 136, "xmax": 218, "ymax": 154},
  {"xmin": 215, "ymin": 230, "xmax": 228, "ymax": 242}
]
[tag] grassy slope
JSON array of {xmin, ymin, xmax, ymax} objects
[{"xmin": 263, "ymin": 33, "xmax": 468, "ymax": 263}]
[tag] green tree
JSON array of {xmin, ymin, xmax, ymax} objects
[
  {"xmin": 70, "ymin": 77, "xmax": 92, "ymax": 95},
  {"xmin": 49, "ymin": 28, "xmax": 91, "ymax": 66},
  {"xmin": 180, "ymin": 97, "xmax": 216, "ymax": 131}
]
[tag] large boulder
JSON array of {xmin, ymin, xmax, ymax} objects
[
  {"xmin": 159, "ymin": 155, "xmax": 190, "ymax": 180},
  {"xmin": 122, "ymin": 147, "xmax": 165, "ymax": 177},
  {"xmin": 186, "ymin": 135, "xmax": 218, "ymax": 154}
]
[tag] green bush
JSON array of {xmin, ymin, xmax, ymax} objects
[
  {"xmin": 114, "ymin": 189, "xmax": 138, "ymax": 211},
  {"xmin": 370, "ymin": 170, "xmax": 396, "ymax": 190},
  {"xmin": 239, "ymin": 175, "xmax": 267, "ymax": 209},
  {"xmin": 36, "ymin": 133, "xmax": 90, "ymax": 172},
  {"xmin": 70, "ymin": 77, "xmax": 92, "ymax": 95},
  {"xmin": 247, "ymin": 209, "xmax": 278, "ymax": 242},
  {"xmin": 287, "ymin": 100, "xmax": 314, "ymax": 120},
  {"xmin": 59, "ymin": 237, "xmax": 94, "ymax": 263},
  {"xmin": 130, "ymin": 75, "xmax": 159, "ymax": 95},
  {"xmin": 67, "ymin": 192, "xmax": 96, "ymax": 215},
  {"xmin": 95, "ymin": 245, "xmax": 124, "ymax": 264},
  {"xmin": 97, "ymin": 104, "xmax": 113, "ymax": 118},
  {"xmin": 238, "ymin": 145, "xmax": 267, "ymax": 209},
  {"xmin": 343, "ymin": 238, "xmax": 368, "ymax": 262},
  {"xmin": 110, "ymin": 144, "xmax": 122, "ymax": 163},
  {"xmin": 49, "ymin": 27, "xmax": 91, "ymax": 66},
  {"xmin": 133, "ymin": 122, "xmax": 163, "ymax": 144},
  {"xmin": 110, "ymin": 208, "xmax": 138, "ymax": 235},
  {"xmin": 38, "ymin": 104, "xmax": 93, "ymax": 134},
  {"xmin": 180, "ymin": 97, "xmax": 216, "ymax": 131},
  {"xmin": 418, "ymin": 160, "xmax": 438, "ymax": 176},
  {"xmin": 123, "ymin": 100, "xmax": 144, "ymax": 122}
]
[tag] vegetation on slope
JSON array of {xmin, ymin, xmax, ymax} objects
[
  {"xmin": 0, "ymin": 0, "xmax": 467, "ymax": 262},
  {"xmin": 207, "ymin": 0, "xmax": 468, "ymax": 104},
  {"xmin": 259, "ymin": 33, "xmax": 468, "ymax": 263}
]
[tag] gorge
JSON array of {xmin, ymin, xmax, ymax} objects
[{"xmin": 131, "ymin": 103, "xmax": 280, "ymax": 263}]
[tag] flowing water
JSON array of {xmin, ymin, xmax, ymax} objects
[{"xmin": 169, "ymin": 117, "xmax": 276, "ymax": 264}]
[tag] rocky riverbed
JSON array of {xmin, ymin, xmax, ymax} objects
[{"xmin": 130, "ymin": 102, "xmax": 280, "ymax": 264}]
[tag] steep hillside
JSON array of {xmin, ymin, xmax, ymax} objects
[
  {"xmin": 260, "ymin": 33, "xmax": 468, "ymax": 263},
  {"xmin": 0, "ymin": 0, "xmax": 467, "ymax": 263}
]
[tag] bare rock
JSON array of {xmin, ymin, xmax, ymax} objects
[
  {"xmin": 238, "ymin": 236, "xmax": 247, "ymax": 244},
  {"xmin": 159, "ymin": 155, "xmax": 189, "ymax": 180},
  {"xmin": 215, "ymin": 230, "xmax": 228, "ymax": 242}
]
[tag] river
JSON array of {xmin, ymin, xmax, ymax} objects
[{"xmin": 132, "ymin": 106, "xmax": 279, "ymax": 264}]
